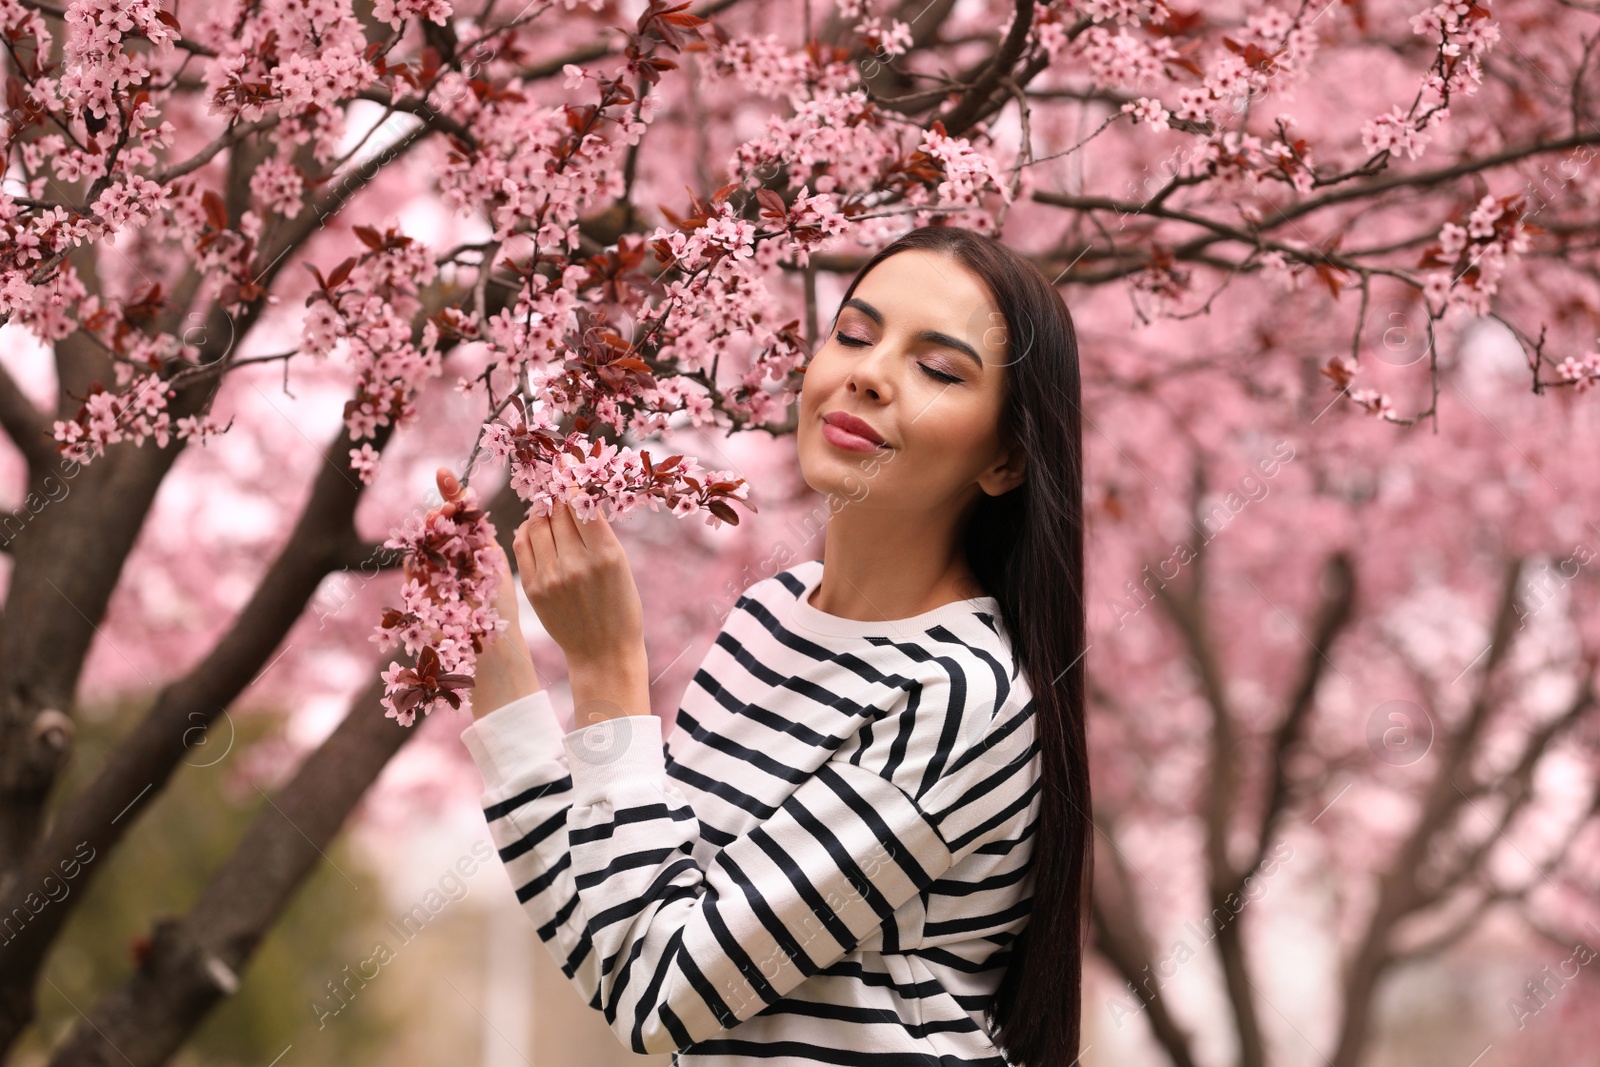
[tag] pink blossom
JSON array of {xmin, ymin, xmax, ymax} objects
[
  {"xmin": 249, "ymin": 158, "xmax": 305, "ymax": 219},
  {"xmin": 1080, "ymin": 0, "xmax": 1169, "ymax": 26},
  {"xmin": 1438, "ymin": 222, "xmax": 1469, "ymax": 257},
  {"xmin": 919, "ymin": 126, "xmax": 1012, "ymax": 206},
  {"xmin": 375, "ymin": 488, "xmax": 505, "ymax": 725},
  {"xmin": 1361, "ymin": 106, "xmax": 1431, "ymax": 161},
  {"xmin": 372, "ymin": 0, "xmax": 452, "ymax": 29},
  {"xmin": 855, "ymin": 17, "xmax": 912, "ymax": 58},
  {"xmin": 51, "ymin": 374, "xmax": 176, "ymax": 461},
  {"xmin": 1422, "ymin": 271, "xmax": 1454, "ymax": 314},
  {"xmin": 1122, "ymin": 97, "xmax": 1171, "ymax": 133},
  {"xmin": 349, "ymin": 443, "xmax": 381, "ymax": 485}
]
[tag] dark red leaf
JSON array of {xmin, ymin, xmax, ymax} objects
[
  {"xmin": 756, "ymin": 188, "xmax": 787, "ymax": 219},
  {"xmin": 327, "ymin": 256, "xmax": 357, "ymax": 288},
  {"xmin": 202, "ymin": 190, "xmax": 228, "ymax": 230}
]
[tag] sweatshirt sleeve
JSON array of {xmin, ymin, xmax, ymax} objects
[
  {"xmin": 558, "ymin": 670, "xmax": 1040, "ymax": 1056},
  {"xmin": 457, "ymin": 689, "xmax": 609, "ymax": 1011}
]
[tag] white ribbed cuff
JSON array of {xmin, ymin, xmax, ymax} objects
[
  {"xmin": 458, "ymin": 689, "xmax": 568, "ymax": 796},
  {"xmin": 561, "ymin": 713, "xmax": 665, "ymax": 807}
]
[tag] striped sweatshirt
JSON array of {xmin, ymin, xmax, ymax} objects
[{"xmin": 458, "ymin": 557, "xmax": 1042, "ymax": 1065}]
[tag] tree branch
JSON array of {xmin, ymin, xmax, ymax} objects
[
  {"xmin": 1328, "ymin": 557, "xmax": 1527, "ymax": 1067},
  {"xmin": 0, "ymin": 362, "xmax": 53, "ymax": 473},
  {"xmin": 0, "ymin": 417, "xmax": 393, "ymax": 1056},
  {"xmin": 1242, "ymin": 551, "xmax": 1357, "ymax": 878},
  {"xmin": 1415, "ymin": 663, "xmax": 1597, "ymax": 904},
  {"xmin": 44, "ymin": 672, "xmax": 413, "ymax": 1067},
  {"xmin": 1089, "ymin": 817, "xmax": 1203, "ymax": 1067},
  {"xmin": 43, "ymin": 479, "xmax": 526, "ymax": 1066},
  {"xmin": 932, "ymin": 0, "xmax": 1033, "ymax": 136}
]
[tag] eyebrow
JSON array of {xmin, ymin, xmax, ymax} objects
[{"xmin": 839, "ymin": 297, "xmax": 986, "ymax": 372}]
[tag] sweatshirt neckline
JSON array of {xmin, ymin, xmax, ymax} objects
[{"xmin": 786, "ymin": 559, "xmax": 1001, "ymax": 639}]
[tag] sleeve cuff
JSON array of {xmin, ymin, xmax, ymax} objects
[
  {"xmin": 561, "ymin": 713, "xmax": 666, "ymax": 807},
  {"xmin": 458, "ymin": 688, "xmax": 568, "ymax": 796}
]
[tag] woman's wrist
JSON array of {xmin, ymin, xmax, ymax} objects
[
  {"xmin": 471, "ymin": 626, "xmax": 543, "ymax": 720},
  {"xmin": 567, "ymin": 644, "xmax": 651, "ymax": 726}
]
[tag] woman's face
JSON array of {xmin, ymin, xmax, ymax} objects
[{"xmin": 797, "ymin": 248, "xmax": 1026, "ymax": 512}]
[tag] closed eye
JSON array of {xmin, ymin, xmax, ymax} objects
[{"xmin": 835, "ymin": 332, "xmax": 965, "ymax": 384}]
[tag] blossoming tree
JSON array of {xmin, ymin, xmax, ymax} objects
[{"xmin": 1, "ymin": 0, "xmax": 1598, "ymax": 1063}]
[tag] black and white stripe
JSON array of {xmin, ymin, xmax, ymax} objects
[{"xmin": 460, "ymin": 558, "xmax": 1041, "ymax": 1065}]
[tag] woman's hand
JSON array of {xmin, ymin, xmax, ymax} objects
[
  {"xmin": 424, "ymin": 467, "xmax": 542, "ymax": 718},
  {"xmin": 512, "ymin": 492, "xmax": 644, "ymax": 670}
]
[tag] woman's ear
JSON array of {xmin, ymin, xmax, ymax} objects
[{"xmin": 979, "ymin": 436, "xmax": 1027, "ymax": 497}]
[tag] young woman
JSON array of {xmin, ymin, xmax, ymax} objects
[{"xmin": 450, "ymin": 225, "xmax": 1090, "ymax": 1066}]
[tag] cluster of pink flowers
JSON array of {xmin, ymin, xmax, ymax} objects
[
  {"xmin": 854, "ymin": 16, "xmax": 912, "ymax": 58},
  {"xmin": 58, "ymin": 0, "xmax": 176, "ymax": 124},
  {"xmin": 1361, "ymin": 105, "xmax": 1444, "ymax": 162},
  {"xmin": 249, "ymin": 158, "xmax": 307, "ymax": 219},
  {"xmin": 0, "ymin": 199, "xmax": 95, "ymax": 341},
  {"xmin": 1555, "ymin": 342, "xmax": 1600, "ymax": 391},
  {"xmin": 1105, "ymin": 3, "xmax": 1329, "ymax": 211},
  {"xmin": 1347, "ymin": 387, "xmax": 1398, "ymax": 421},
  {"xmin": 480, "ymin": 404, "xmax": 752, "ymax": 529},
  {"xmin": 372, "ymin": 0, "xmax": 453, "ymax": 30},
  {"xmin": 1555, "ymin": 349, "xmax": 1600, "ymax": 394},
  {"xmin": 1078, "ymin": 0, "xmax": 1169, "ymax": 25},
  {"xmin": 435, "ymin": 66, "xmax": 636, "ymax": 245},
  {"xmin": 372, "ymin": 486, "xmax": 505, "ymax": 726},
  {"xmin": 709, "ymin": 33, "xmax": 856, "ymax": 106},
  {"xmin": 1320, "ymin": 354, "xmax": 1399, "ymax": 423},
  {"xmin": 731, "ymin": 90, "xmax": 892, "ymax": 195},
  {"xmin": 633, "ymin": 222, "xmax": 821, "ymax": 430},
  {"xmin": 918, "ymin": 125, "xmax": 1014, "ymax": 209},
  {"xmin": 1076, "ymin": 24, "xmax": 1181, "ymax": 90},
  {"xmin": 14, "ymin": 0, "xmax": 1595, "ymax": 741},
  {"xmin": 198, "ymin": 0, "xmax": 372, "ymax": 163},
  {"xmin": 1420, "ymin": 193, "xmax": 1532, "ymax": 317},
  {"xmin": 1121, "ymin": 97, "xmax": 1172, "ymax": 132},
  {"xmin": 1363, "ymin": 2, "xmax": 1498, "ymax": 164},
  {"xmin": 52, "ymin": 375, "xmax": 177, "ymax": 461},
  {"xmin": 299, "ymin": 226, "xmax": 444, "ymax": 456}
]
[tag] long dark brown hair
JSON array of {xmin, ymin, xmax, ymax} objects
[{"xmin": 825, "ymin": 223, "xmax": 1091, "ymax": 1067}]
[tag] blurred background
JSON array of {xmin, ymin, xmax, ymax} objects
[{"xmin": 2, "ymin": 0, "xmax": 1598, "ymax": 1065}]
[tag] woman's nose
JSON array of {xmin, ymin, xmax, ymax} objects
[{"xmin": 846, "ymin": 343, "xmax": 896, "ymax": 399}]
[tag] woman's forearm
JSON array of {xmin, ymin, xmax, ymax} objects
[{"xmin": 471, "ymin": 627, "xmax": 544, "ymax": 720}]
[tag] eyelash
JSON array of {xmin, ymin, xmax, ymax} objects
[{"xmin": 835, "ymin": 332, "xmax": 964, "ymax": 384}]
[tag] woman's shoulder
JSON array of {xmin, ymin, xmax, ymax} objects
[{"xmin": 724, "ymin": 558, "xmax": 822, "ymax": 618}]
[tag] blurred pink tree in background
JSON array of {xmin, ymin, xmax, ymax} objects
[{"xmin": 1, "ymin": 0, "xmax": 1598, "ymax": 1064}]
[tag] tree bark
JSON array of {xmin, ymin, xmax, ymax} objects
[
  {"xmin": 43, "ymin": 669, "xmax": 413, "ymax": 1067},
  {"xmin": 0, "ymin": 419, "xmax": 390, "ymax": 1056},
  {"xmin": 40, "ymin": 478, "xmax": 524, "ymax": 1066}
]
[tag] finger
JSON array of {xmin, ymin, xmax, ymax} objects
[
  {"xmin": 523, "ymin": 505, "xmax": 559, "ymax": 574},
  {"xmin": 548, "ymin": 495, "xmax": 593, "ymax": 557},
  {"xmin": 511, "ymin": 520, "xmax": 536, "ymax": 583},
  {"xmin": 566, "ymin": 495, "xmax": 619, "ymax": 557},
  {"xmin": 436, "ymin": 466, "xmax": 464, "ymax": 507}
]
